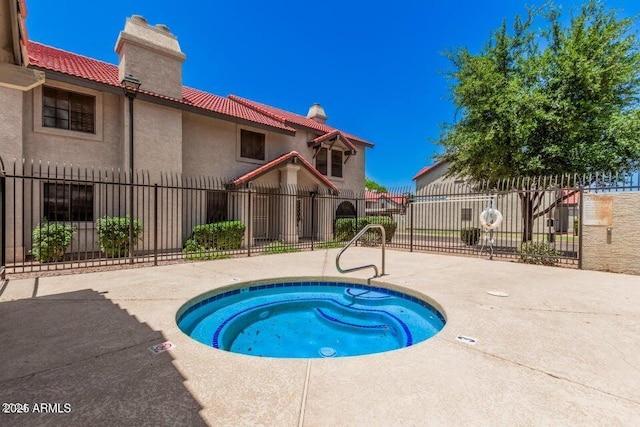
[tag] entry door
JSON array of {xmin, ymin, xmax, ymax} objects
[{"xmin": 253, "ymin": 194, "xmax": 268, "ymax": 239}]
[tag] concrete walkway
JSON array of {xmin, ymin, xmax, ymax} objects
[{"xmin": 1, "ymin": 248, "xmax": 639, "ymax": 426}]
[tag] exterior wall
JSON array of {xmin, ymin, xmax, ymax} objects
[
  {"xmin": 0, "ymin": 86, "xmax": 24, "ymax": 160},
  {"xmin": 415, "ymin": 162, "xmax": 451, "ymax": 190},
  {"xmin": 23, "ymin": 79, "xmax": 123, "ymax": 168},
  {"xmin": 582, "ymin": 192, "xmax": 640, "ymax": 275}
]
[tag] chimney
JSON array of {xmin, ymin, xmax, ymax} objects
[
  {"xmin": 115, "ymin": 15, "xmax": 186, "ymax": 99},
  {"xmin": 306, "ymin": 103, "xmax": 327, "ymax": 124}
]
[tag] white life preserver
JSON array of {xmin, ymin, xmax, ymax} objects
[{"xmin": 480, "ymin": 208, "xmax": 503, "ymax": 230}]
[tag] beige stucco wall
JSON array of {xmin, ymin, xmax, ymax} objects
[
  {"xmin": 582, "ymin": 192, "xmax": 640, "ymax": 275},
  {"xmin": 0, "ymin": 86, "xmax": 23, "ymax": 161},
  {"xmin": 23, "ymin": 79, "xmax": 123, "ymax": 168}
]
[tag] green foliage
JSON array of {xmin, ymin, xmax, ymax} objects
[
  {"xmin": 460, "ymin": 227, "xmax": 481, "ymax": 245},
  {"xmin": 517, "ymin": 241, "xmax": 560, "ymax": 266},
  {"xmin": 334, "ymin": 216, "xmax": 397, "ymax": 243},
  {"xmin": 365, "ymin": 178, "xmax": 388, "ymax": 193},
  {"xmin": 31, "ymin": 221, "xmax": 75, "ymax": 262},
  {"xmin": 182, "ymin": 238, "xmax": 230, "ymax": 260},
  {"xmin": 439, "ymin": 1, "xmax": 640, "ymax": 180},
  {"xmin": 315, "ymin": 239, "xmax": 344, "ymax": 249},
  {"xmin": 183, "ymin": 221, "xmax": 245, "ymax": 260},
  {"xmin": 264, "ymin": 241, "xmax": 299, "ymax": 254},
  {"xmin": 574, "ymin": 217, "xmax": 579, "ymax": 236},
  {"xmin": 96, "ymin": 216, "xmax": 143, "ymax": 257}
]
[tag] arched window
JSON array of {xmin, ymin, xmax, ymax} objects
[{"xmin": 335, "ymin": 201, "xmax": 356, "ymax": 218}]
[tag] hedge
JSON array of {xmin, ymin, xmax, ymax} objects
[
  {"xmin": 334, "ymin": 216, "xmax": 397, "ymax": 243},
  {"xmin": 96, "ymin": 216, "xmax": 143, "ymax": 257},
  {"xmin": 185, "ymin": 220, "xmax": 246, "ymax": 253}
]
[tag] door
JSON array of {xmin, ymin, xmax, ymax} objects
[{"xmin": 253, "ymin": 194, "xmax": 268, "ymax": 239}]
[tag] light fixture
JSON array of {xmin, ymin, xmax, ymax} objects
[{"xmin": 120, "ymin": 74, "xmax": 141, "ymax": 97}]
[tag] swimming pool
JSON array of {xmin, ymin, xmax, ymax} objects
[{"xmin": 177, "ymin": 278, "xmax": 446, "ymax": 358}]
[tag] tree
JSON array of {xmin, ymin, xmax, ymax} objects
[
  {"xmin": 438, "ymin": 1, "xmax": 640, "ymax": 241},
  {"xmin": 365, "ymin": 178, "xmax": 388, "ymax": 193}
]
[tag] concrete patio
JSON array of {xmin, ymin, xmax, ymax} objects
[{"xmin": 1, "ymin": 248, "xmax": 639, "ymax": 426}]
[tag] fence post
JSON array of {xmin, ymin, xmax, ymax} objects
[
  {"xmin": 247, "ymin": 189, "xmax": 252, "ymax": 257},
  {"xmin": 354, "ymin": 198, "xmax": 359, "ymax": 247},
  {"xmin": 154, "ymin": 183, "xmax": 158, "ymax": 266},
  {"xmin": 578, "ymin": 185, "xmax": 584, "ymax": 270},
  {"xmin": 410, "ymin": 201, "xmax": 414, "ymax": 252},
  {"xmin": 311, "ymin": 191, "xmax": 316, "ymax": 251},
  {"xmin": 0, "ymin": 168, "xmax": 5, "ymax": 280}
]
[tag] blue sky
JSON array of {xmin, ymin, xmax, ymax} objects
[{"xmin": 26, "ymin": 0, "xmax": 640, "ymax": 188}]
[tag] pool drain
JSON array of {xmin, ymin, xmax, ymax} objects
[{"xmin": 319, "ymin": 347, "xmax": 337, "ymax": 358}]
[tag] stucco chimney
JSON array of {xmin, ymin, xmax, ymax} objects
[
  {"xmin": 115, "ymin": 15, "xmax": 186, "ymax": 99},
  {"xmin": 306, "ymin": 103, "xmax": 327, "ymax": 124}
]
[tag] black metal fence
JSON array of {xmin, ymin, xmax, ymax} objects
[{"xmin": 2, "ymin": 158, "xmax": 638, "ymax": 277}]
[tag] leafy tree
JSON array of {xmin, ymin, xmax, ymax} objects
[
  {"xmin": 365, "ymin": 177, "xmax": 388, "ymax": 193},
  {"xmin": 438, "ymin": 1, "xmax": 640, "ymax": 241}
]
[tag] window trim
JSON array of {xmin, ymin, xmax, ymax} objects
[
  {"xmin": 315, "ymin": 146, "xmax": 345, "ymax": 181},
  {"xmin": 34, "ymin": 80, "xmax": 104, "ymax": 142},
  {"xmin": 236, "ymin": 125, "xmax": 268, "ymax": 164}
]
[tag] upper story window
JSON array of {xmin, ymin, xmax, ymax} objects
[
  {"xmin": 316, "ymin": 148, "xmax": 328, "ymax": 175},
  {"xmin": 316, "ymin": 148, "xmax": 344, "ymax": 178},
  {"xmin": 43, "ymin": 183, "xmax": 94, "ymax": 222},
  {"xmin": 43, "ymin": 87, "xmax": 95, "ymax": 134},
  {"xmin": 331, "ymin": 150, "xmax": 343, "ymax": 178},
  {"xmin": 240, "ymin": 129, "xmax": 265, "ymax": 161}
]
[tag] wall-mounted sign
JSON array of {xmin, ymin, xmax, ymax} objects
[{"xmin": 583, "ymin": 194, "xmax": 613, "ymax": 226}]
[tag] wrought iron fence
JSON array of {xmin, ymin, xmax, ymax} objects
[{"xmin": 4, "ymin": 158, "xmax": 639, "ymax": 277}]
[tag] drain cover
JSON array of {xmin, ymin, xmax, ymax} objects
[{"xmin": 319, "ymin": 347, "xmax": 337, "ymax": 358}]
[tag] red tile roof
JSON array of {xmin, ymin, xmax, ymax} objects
[
  {"xmin": 228, "ymin": 95, "xmax": 373, "ymax": 147},
  {"xmin": 26, "ymin": 41, "xmax": 373, "ymax": 144},
  {"xmin": 412, "ymin": 166, "xmax": 432, "ymax": 181},
  {"xmin": 230, "ymin": 151, "xmax": 339, "ymax": 192},
  {"xmin": 309, "ymin": 130, "xmax": 357, "ymax": 153},
  {"xmin": 364, "ymin": 190, "xmax": 407, "ymax": 206}
]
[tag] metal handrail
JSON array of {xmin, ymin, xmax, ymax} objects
[{"xmin": 336, "ymin": 224, "xmax": 386, "ymax": 277}]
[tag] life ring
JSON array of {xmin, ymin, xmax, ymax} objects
[{"xmin": 480, "ymin": 208, "xmax": 503, "ymax": 230}]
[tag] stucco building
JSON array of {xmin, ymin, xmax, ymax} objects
[{"xmin": 1, "ymin": 8, "xmax": 373, "ymax": 260}]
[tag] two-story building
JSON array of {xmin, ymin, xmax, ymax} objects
[{"xmin": 0, "ymin": 8, "xmax": 373, "ymax": 261}]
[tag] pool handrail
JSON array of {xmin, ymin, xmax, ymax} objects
[{"xmin": 336, "ymin": 224, "xmax": 385, "ymax": 278}]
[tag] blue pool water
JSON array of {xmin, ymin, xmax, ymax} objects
[{"xmin": 177, "ymin": 280, "xmax": 446, "ymax": 358}]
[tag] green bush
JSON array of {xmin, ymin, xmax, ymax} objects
[
  {"xmin": 182, "ymin": 238, "xmax": 230, "ymax": 260},
  {"xmin": 334, "ymin": 218, "xmax": 358, "ymax": 241},
  {"xmin": 264, "ymin": 241, "xmax": 299, "ymax": 254},
  {"xmin": 334, "ymin": 216, "xmax": 397, "ymax": 243},
  {"xmin": 573, "ymin": 217, "xmax": 579, "ymax": 236},
  {"xmin": 460, "ymin": 227, "xmax": 481, "ymax": 245},
  {"xmin": 366, "ymin": 216, "xmax": 397, "ymax": 243},
  {"xmin": 31, "ymin": 221, "xmax": 75, "ymax": 262},
  {"xmin": 517, "ymin": 241, "xmax": 559, "ymax": 266},
  {"xmin": 189, "ymin": 220, "xmax": 245, "ymax": 251},
  {"xmin": 96, "ymin": 216, "xmax": 143, "ymax": 257}
]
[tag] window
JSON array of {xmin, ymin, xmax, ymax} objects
[
  {"xmin": 206, "ymin": 191, "xmax": 228, "ymax": 223},
  {"xmin": 461, "ymin": 208, "xmax": 472, "ymax": 221},
  {"xmin": 316, "ymin": 148, "xmax": 328, "ymax": 175},
  {"xmin": 43, "ymin": 87, "xmax": 95, "ymax": 133},
  {"xmin": 331, "ymin": 149, "xmax": 343, "ymax": 178},
  {"xmin": 240, "ymin": 129, "xmax": 265, "ymax": 160},
  {"xmin": 43, "ymin": 183, "xmax": 94, "ymax": 222}
]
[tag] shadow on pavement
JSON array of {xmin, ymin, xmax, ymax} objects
[{"xmin": 0, "ymin": 289, "xmax": 205, "ymax": 426}]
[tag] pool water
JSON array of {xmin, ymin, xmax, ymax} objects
[{"xmin": 177, "ymin": 280, "xmax": 445, "ymax": 358}]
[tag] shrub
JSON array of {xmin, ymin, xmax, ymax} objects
[
  {"xmin": 96, "ymin": 216, "xmax": 143, "ymax": 257},
  {"xmin": 188, "ymin": 220, "xmax": 245, "ymax": 251},
  {"xmin": 31, "ymin": 221, "xmax": 75, "ymax": 262},
  {"xmin": 460, "ymin": 227, "xmax": 481, "ymax": 245},
  {"xmin": 518, "ymin": 241, "xmax": 559, "ymax": 266},
  {"xmin": 182, "ymin": 238, "xmax": 230, "ymax": 260},
  {"xmin": 334, "ymin": 216, "xmax": 397, "ymax": 243},
  {"xmin": 366, "ymin": 216, "xmax": 397, "ymax": 243},
  {"xmin": 573, "ymin": 217, "xmax": 579, "ymax": 236},
  {"xmin": 334, "ymin": 218, "xmax": 357, "ymax": 241},
  {"xmin": 264, "ymin": 241, "xmax": 299, "ymax": 254}
]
